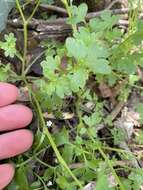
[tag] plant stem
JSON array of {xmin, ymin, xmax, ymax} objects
[
  {"xmin": 34, "ymin": 172, "xmax": 47, "ymax": 189},
  {"xmin": 16, "ymin": 0, "xmax": 26, "ymax": 23},
  {"xmin": 15, "ymin": 0, "xmax": 27, "ymax": 76},
  {"xmin": 24, "ymin": 50, "xmax": 45, "ymax": 75},
  {"xmin": 16, "ymin": 147, "xmax": 47, "ymax": 168},
  {"xmin": 102, "ymin": 146, "xmax": 130, "ymax": 154},
  {"xmin": 33, "ymin": 92, "xmax": 83, "ymax": 189},
  {"xmin": 61, "ymin": 0, "xmax": 72, "ymax": 17},
  {"xmin": 23, "ymin": 79, "xmax": 83, "ymax": 189},
  {"xmin": 88, "ymin": 132, "xmax": 125, "ymax": 190},
  {"xmin": 23, "ymin": 22, "xmax": 28, "ymax": 75},
  {"xmin": 16, "ymin": 0, "xmax": 40, "ymax": 76},
  {"xmin": 61, "ymin": 0, "xmax": 77, "ymax": 32},
  {"xmin": 98, "ymin": 147, "xmax": 125, "ymax": 190},
  {"xmin": 27, "ymin": 0, "xmax": 41, "ymax": 22}
]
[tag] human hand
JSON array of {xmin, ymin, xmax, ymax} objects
[{"xmin": 0, "ymin": 83, "xmax": 33, "ymax": 190}]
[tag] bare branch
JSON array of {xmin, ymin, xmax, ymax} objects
[{"xmin": 39, "ymin": 4, "xmax": 68, "ymax": 15}]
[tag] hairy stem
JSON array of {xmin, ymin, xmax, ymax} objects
[
  {"xmin": 23, "ymin": 79, "xmax": 83, "ymax": 189},
  {"xmin": 61, "ymin": 0, "xmax": 77, "ymax": 32},
  {"xmin": 88, "ymin": 132, "xmax": 125, "ymax": 190},
  {"xmin": 98, "ymin": 147, "xmax": 125, "ymax": 190},
  {"xmin": 33, "ymin": 92, "xmax": 83, "ymax": 189},
  {"xmin": 16, "ymin": 0, "xmax": 40, "ymax": 76}
]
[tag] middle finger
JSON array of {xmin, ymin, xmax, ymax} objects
[{"xmin": 0, "ymin": 104, "xmax": 33, "ymax": 132}]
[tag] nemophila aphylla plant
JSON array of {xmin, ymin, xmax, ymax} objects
[{"xmin": 1, "ymin": 0, "xmax": 143, "ymax": 189}]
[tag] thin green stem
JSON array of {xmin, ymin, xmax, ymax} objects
[
  {"xmin": 88, "ymin": 131, "xmax": 125, "ymax": 190},
  {"xmin": 33, "ymin": 93, "xmax": 83, "ymax": 189},
  {"xmin": 15, "ymin": 51, "xmax": 23, "ymax": 62},
  {"xmin": 15, "ymin": 0, "xmax": 27, "ymax": 75},
  {"xmin": 34, "ymin": 172, "xmax": 47, "ymax": 189},
  {"xmin": 34, "ymin": 129, "xmax": 46, "ymax": 153},
  {"xmin": 61, "ymin": 0, "xmax": 77, "ymax": 32},
  {"xmin": 23, "ymin": 79, "xmax": 83, "ymax": 189},
  {"xmin": 27, "ymin": 0, "xmax": 41, "ymax": 22},
  {"xmin": 15, "ymin": 0, "xmax": 82, "ymax": 188},
  {"xmin": 36, "ymin": 157, "xmax": 54, "ymax": 168},
  {"xmin": 98, "ymin": 147, "xmax": 125, "ymax": 190},
  {"xmin": 102, "ymin": 146, "xmax": 130, "ymax": 154},
  {"xmin": 24, "ymin": 50, "xmax": 45, "ymax": 75},
  {"xmin": 16, "ymin": 147, "xmax": 47, "ymax": 168},
  {"xmin": 15, "ymin": 0, "xmax": 26, "ymax": 23},
  {"xmin": 61, "ymin": 0, "xmax": 71, "ymax": 17},
  {"xmin": 23, "ymin": 22, "xmax": 28, "ymax": 75},
  {"xmin": 128, "ymin": 0, "xmax": 141, "ymax": 34},
  {"xmin": 16, "ymin": 0, "xmax": 40, "ymax": 76}
]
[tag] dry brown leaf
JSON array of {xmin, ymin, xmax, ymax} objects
[
  {"xmin": 108, "ymin": 174, "xmax": 117, "ymax": 188},
  {"xmin": 17, "ymin": 87, "xmax": 30, "ymax": 102},
  {"xmin": 99, "ymin": 82, "xmax": 112, "ymax": 98},
  {"xmin": 43, "ymin": 112, "xmax": 74, "ymax": 120},
  {"xmin": 83, "ymin": 181, "xmax": 96, "ymax": 190}
]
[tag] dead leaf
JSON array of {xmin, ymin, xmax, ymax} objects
[
  {"xmin": 99, "ymin": 82, "xmax": 112, "ymax": 98},
  {"xmin": 17, "ymin": 87, "xmax": 30, "ymax": 102},
  {"xmin": 60, "ymin": 56, "xmax": 68, "ymax": 70},
  {"xmin": 83, "ymin": 181, "xmax": 96, "ymax": 190},
  {"xmin": 43, "ymin": 112, "xmax": 55, "ymax": 119},
  {"xmin": 114, "ymin": 107, "xmax": 141, "ymax": 141},
  {"xmin": 43, "ymin": 112, "xmax": 74, "ymax": 120},
  {"xmin": 108, "ymin": 174, "xmax": 117, "ymax": 188},
  {"xmin": 85, "ymin": 102, "xmax": 95, "ymax": 111},
  {"xmin": 62, "ymin": 112, "xmax": 74, "ymax": 119}
]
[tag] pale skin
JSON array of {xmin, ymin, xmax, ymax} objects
[{"xmin": 0, "ymin": 82, "xmax": 33, "ymax": 190}]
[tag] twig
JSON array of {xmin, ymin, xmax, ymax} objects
[
  {"xmin": 36, "ymin": 22, "xmax": 71, "ymax": 32},
  {"xmin": 118, "ymin": 142, "xmax": 140, "ymax": 168},
  {"xmin": 33, "ymin": 32, "xmax": 70, "ymax": 40},
  {"xmin": 86, "ymin": 8, "xmax": 130, "ymax": 20},
  {"xmin": 113, "ymin": 160, "xmax": 142, "ymax": 167},
  {"xmin": 114, "ymin": 111, "xmax": 141, "ymax": 168},
  {"xmin": 118, "ymin": 19, "xmax": 129, "ymax": 26},
  {"xmin": 39, "ymin": 4, "xmax": 68, "ymax": 15},
  {"xmin": 106, "ymin": 0, "xmax": 128, "ymax": 10},
  {"xmin": 109, "ymin": 101, "xmax": 125, "ymax": 121},
  {"xmin": 98, "ymin": 147, "xmax": 125, "ymax": 190},
  {"xmin": 69, "ymin": 163, "xmax": 84, "ymax": 169},
  {"xmin": 7, "ymin": 8, "xmax": 131, "ymax": 29},
  {"xmin": 7, "ymin": 18, "xmax": 129, "ymax": 40},
  {"xmin": 7, "ymin": 8, "xmax": 135, "ymax": 40}
]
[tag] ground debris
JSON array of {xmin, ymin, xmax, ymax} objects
[
  {"xmin": 83, "ymin": 181, "xmax": 96, "ymax": 190},
  {"xmin": 114, "ymin": 107, "xmax": 140, "ymax": 140},
  {"xmin": 114, "ymin": 107, "xmax": 141, "ymax": 168}
]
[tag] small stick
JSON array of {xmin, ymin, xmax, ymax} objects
[
  {"xmin": 109, "ymin": 102, "xmax": 125, "ymax": 121},
  {"xmin": 7, "ymin": 8, "xmax": 131, "ymax": 29},
  {"xmin": 39, "ymin": 4, "xmax": 68, "ymax": 15},
  {"xmin": 106, "ymin": 0, "xmax": 128, "ymax": 10},
  {"xmin": 86, "ymin": 8, "xmax": 130, "ymax": 20}
]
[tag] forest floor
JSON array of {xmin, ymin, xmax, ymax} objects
[{"xmin": 1, "ymin": 0, "xmax": 143, "ymax": 190}]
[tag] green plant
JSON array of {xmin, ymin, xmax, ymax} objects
[{"xmin": 1, "ymin": 0, "xmax": 143, "ymax": 190}]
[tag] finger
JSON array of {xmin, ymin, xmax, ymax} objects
[
  {"xmin": 0, "ymin": 104, "xmax": 33, "ymax": 131},
  {"xmin": 0, "ymin": 83, "xmax": 19, "ymax": 107},
  {"xmin": 0, "ymin": 129, "xmax": 33, "ymax": 160},
  {"xmin": 0, "ymin": 164, "xmax": 15, "ymax": 190}
]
